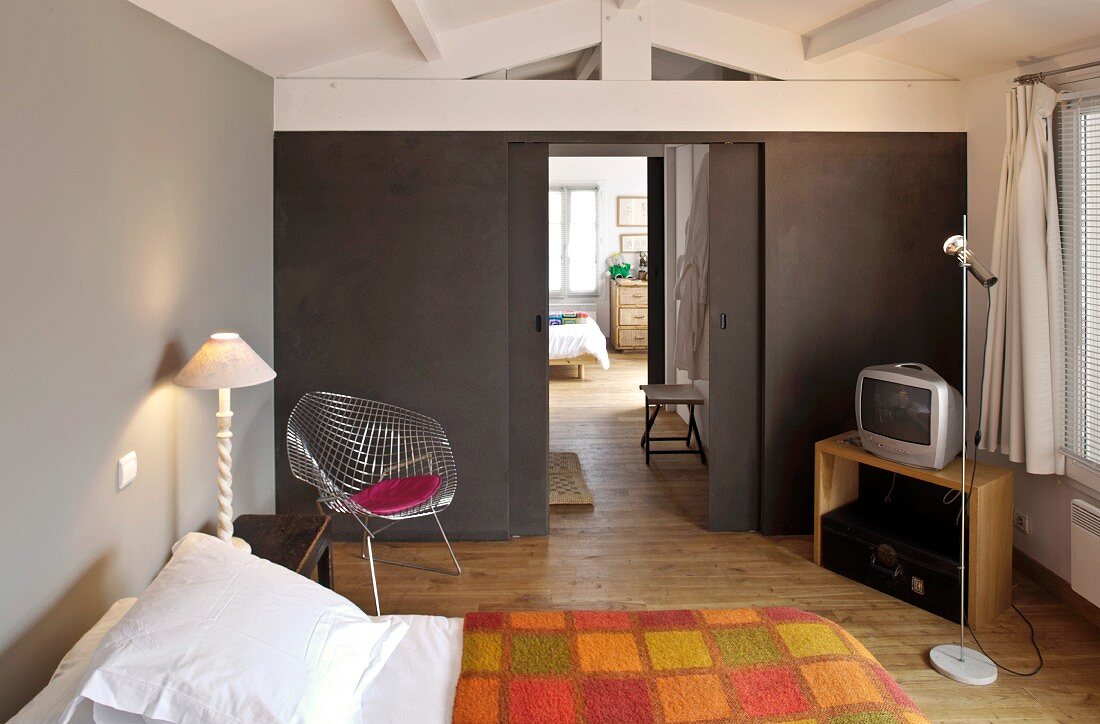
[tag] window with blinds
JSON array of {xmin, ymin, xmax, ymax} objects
[
  {"xmin": 1058, "ymin": 92, "xmax": 1100, "ymax": 472},
  {"xmin": 549, "ymin": 186, "xmax": 600, "ymax": 298}
]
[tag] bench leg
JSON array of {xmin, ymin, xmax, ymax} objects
[
  {"xmin": 687, "ymin": 405, "xmax": 707, "ymax": 465},
  {"xmin": 641, "ymin": 402, "xmax": 660, "ymax": 464},
  {"xmin": 577, "ymin": 364, "xmax": 585, "ymax": 380},
  {"xmin": 641, "ymin": 402, "xmax": 656, "ymax": 447}
]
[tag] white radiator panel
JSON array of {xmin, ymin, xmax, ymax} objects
[{"xmin": 1070, "ymin": 498, "xmax": 1100, "ymax": 607}]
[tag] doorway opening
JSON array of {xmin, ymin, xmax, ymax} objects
[
  {"xmin": 507, "ymin": 138, "xmax": 760, "ymax": 537},
  {"xmin": 545, "ymin": 146, "xmax": 711, "ymax": 526},
  {"xmin": 547, "ymin": 155, "xmax": 649, "ymax": 381}
]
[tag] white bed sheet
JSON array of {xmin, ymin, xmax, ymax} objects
[
  {"xmin": 548, "ymin": 317, "xmax": 610, "ymax": 369},
  {"xmin": 14, "ymin": 598, "xmax": 464, "ymax": 724},
  {"xmin": 360, "ymin": 614, "xmax": 463, "ymax": 723}
]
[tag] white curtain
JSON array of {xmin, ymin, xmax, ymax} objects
[
  {"xmin": 979, "ymin": 82, "xmax": 1065, "ymax": 475},
  {"xmin": 673, "ymin": 154, "xmax": 709, "ymax": 380}
]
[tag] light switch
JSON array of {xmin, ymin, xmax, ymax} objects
[{"xmin": 117, "ymin": 451, "xmax": 138, "ymax": 491}]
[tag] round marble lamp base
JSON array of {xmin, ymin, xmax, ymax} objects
[{"xmin": 930, "ymin": 644, "xmax": 998, "ymax": 686}]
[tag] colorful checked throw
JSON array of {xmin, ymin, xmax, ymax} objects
[
  {"xmin": 548, "ymin": 311, "xmax": 590, "ymax": 326},
  {"xmin": 452, "ymin": 608, "xmax": 928, "ymax": 724}
]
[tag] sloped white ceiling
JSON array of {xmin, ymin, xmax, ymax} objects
[
  {"xmin": 686, "ymin": 0, "xmax": 874, "ymax": 35},
  {"xmin": 422, "ymin": 0, "xmax": 563, "ymax": 32},
  {"xmin": 126, "ymin": 0, "xmax": 409, "ymax": 77},
  {"xmin": 125, "ymin": 0, "xmax": 1100, "ymax": 80},
  {"xmin": 869, "ymin": 0, "xmax": 1100, "ymax": 78}
]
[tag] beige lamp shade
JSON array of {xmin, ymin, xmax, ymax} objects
[{"xmin": 174, "ymin": 332, "xmax": 276, "ymax": 390}]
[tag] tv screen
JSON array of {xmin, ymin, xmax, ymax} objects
[{"xmin": 860, "ymin": 378, "xmax": 932, "ymax": 445}]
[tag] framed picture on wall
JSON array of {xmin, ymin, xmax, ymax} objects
[
  {"xmin": 616, "ymin": 196, "xmax": 648, "ymax": 227},
  {"xmin": 620, "ymin": 233, "xmax": 648, "ymax": 252}
]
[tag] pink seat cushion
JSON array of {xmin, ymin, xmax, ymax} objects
[{"xmin": 349, "ymin": 474, "xmax": 442, "ymax": 515}]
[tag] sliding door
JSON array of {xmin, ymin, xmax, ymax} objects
[
  {"xmin": 508, "ymin": 143, "xmax": 550, "ymax": 535},
  {"xmin": 647, "ymin": 157, "xmax": 666, "ymax": 384},
  {"xmin": 274, "ymin": 132, "xmax": 512, "ymax": 540},
  {"xmin": 758, "ymin": 133, "xmax": 964, "ymax": 534},
  {"xmin": 707, "ymin": 144, "xmax": 762, "ymax": 531}
]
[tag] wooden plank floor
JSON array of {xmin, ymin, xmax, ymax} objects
[{"xmin": 333, "ymin": 353, "xmax": 1100, "ymax": 722}]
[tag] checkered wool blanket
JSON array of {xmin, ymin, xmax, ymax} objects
[{"xmin": 452, "ymin": 608, "xmax": 928, "ymax": 723}]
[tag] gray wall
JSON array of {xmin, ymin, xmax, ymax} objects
[
  {"xmin": 0, "ymin": 1, "xmax": 274, "ymax": 717},
  {"xmin": 760, "ymin": 133, "xmax": 966, "ymax": 534},
  {"xmin": 274, "ymin": 131, "xmax": 965, "ymax": 538},
  {"xmin": 274, "ymin": 132, "xmax": 512, "ymax": 541}
]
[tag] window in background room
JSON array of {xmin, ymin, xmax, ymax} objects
[
  {"xmin": 1058, "ymin": 91, "xmax": 1100, "ymax": 493},
  {"xmin": 549, "ymin": 186, "xmax": 600, "ymax": 297}
]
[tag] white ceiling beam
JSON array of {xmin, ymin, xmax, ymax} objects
[
  {"xmin": 601, "ymin": 0, "xmax": 651, "ymax": 80},
  {"xmin": 276, "ymin": 78, "xmax": 965, "ymax": 132},
  {"xmin": 651, "ymin": 0, "xmax": 949, "ymax": 80},
  {"xmin": 389, "ymin": 0, "xmax": 443, "ymax": 63},
  {"xmin": 804, "ymin": 0, "xmax": 991, "ymax": 62},
  {"xmin": 291, "ymin": 0, "xmax": 600, "ymax": 79},
  {"xmin": 575, "ymin": 46, "xmax": 601, "ymax": 80}
]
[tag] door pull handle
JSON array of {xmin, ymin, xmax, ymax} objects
[
  {"xmin": 536, "ymin": 314, "xmax": 543, "ymax": 332},
  {"xmin": 720, "ymin": 313, "xmax": 727, "ymax": 330}
]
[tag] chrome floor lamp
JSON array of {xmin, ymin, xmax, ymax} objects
[{"xmin": 933, "ymin": 219, "xmax": 999, "ymax": 686}]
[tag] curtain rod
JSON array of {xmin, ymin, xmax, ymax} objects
[{"xmin": 1015, "ymin": 59, "xmax": 1100, "ymax": 85}]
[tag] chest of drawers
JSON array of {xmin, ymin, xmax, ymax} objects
[{"xmin": 611, "ymin": 279, "xmax": 648, "ymax": 352}]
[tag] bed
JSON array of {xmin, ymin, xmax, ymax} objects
[
  {"xmin": 20, "ymin": 601, "xmax": 928, "ymax": 724},
  {"xmin": 17, "ymin": 534, "xmax": 927, "ymax": 723},
  {"xmin": 549, "ymin": 316, "xmax": 610, "ymax": 379}
]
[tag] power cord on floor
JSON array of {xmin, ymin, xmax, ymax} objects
[
  {"xmin": 966, "ymin": 605, "xmax": 1045, "ymax": 676},
  {"xmin": 960, "ymin": 285, "xmax": 1044, "ymax": 677}
]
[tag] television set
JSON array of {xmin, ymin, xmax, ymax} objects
[{"xmin": 855, "ymin": 363, "xmax": 962, "ymax": 470}]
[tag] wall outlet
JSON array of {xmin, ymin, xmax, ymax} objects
[
  {"xmin": 1013, "ymin": 510, "xmax": 1031, "ymax": 535},
  {"xmin": 117, "ymin": 451, "xmax": 138, "ymax": 491}
]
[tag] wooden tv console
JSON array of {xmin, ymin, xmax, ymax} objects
[{"xmin": 814, "ymin": 432, "xmax": 1013, "ymax": 630}]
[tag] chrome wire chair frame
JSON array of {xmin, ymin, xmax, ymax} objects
[{"xmin": 287, "ymin": 392, "xmax": 461, "ymax": 615}]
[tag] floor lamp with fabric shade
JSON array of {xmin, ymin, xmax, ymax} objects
[{"xmin": 175, "ymin": 332, "xmax": 275, "ymax": 553}]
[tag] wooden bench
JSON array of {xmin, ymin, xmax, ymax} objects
[{"xmin": 639, "ymin": 384, "xmax": 706, "ymax": 465}]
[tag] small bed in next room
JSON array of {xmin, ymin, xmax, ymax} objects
[{"xmin": 548, "ymin": 314, "xmax": 610, "ymax": 379}]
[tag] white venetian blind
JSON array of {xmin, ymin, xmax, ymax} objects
[
  {"xmin": 1058, "ymin": 92, "xmax": 1100, "ymax": 467},
  {"xmin": 548, "ymin": 186, "xmax": 600, "ymax": 297}
]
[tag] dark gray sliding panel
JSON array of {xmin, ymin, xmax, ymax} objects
[
  {"xmin": 708, "ymin": 144, "xmax": 762, "ymax": 532},
  {"xmin": 274, "ymin": 132, "xmax": 511, "ymax": 541},
  {"xmin": 647, "ymin": 157, "xmax": 666, "ymax": 384},
  {"xmin": 508, "ymin": 143, "xmax": 550, "ymax": 536},
  {"xmin": 760, "ymin": 133, "xmax": 965, "ymax": 534}
]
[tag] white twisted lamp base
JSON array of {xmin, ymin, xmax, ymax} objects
[{"xmin": 217, "ymin": 388, "xmax": 251, "ymax": 553}]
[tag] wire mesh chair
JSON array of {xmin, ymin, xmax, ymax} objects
[{"xmin": 286, "ymin": 392, "xmax": 461, "ymax": 615}]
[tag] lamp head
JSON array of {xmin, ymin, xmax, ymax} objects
[
  {"xmin": 174, "ymin": 332, "xmax": 276, "ymax": 390},
  {"xmin": 942, "ymin": 235, "xmax": 997, "ymax": 288},
  {"xmin": 943, "ymin": 235, "xmax": 967, "ymax": 257}
]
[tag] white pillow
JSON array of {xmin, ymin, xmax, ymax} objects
[{"xmin": 62, "ymin": 532, "xmax": 407, "ymax": 724}]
